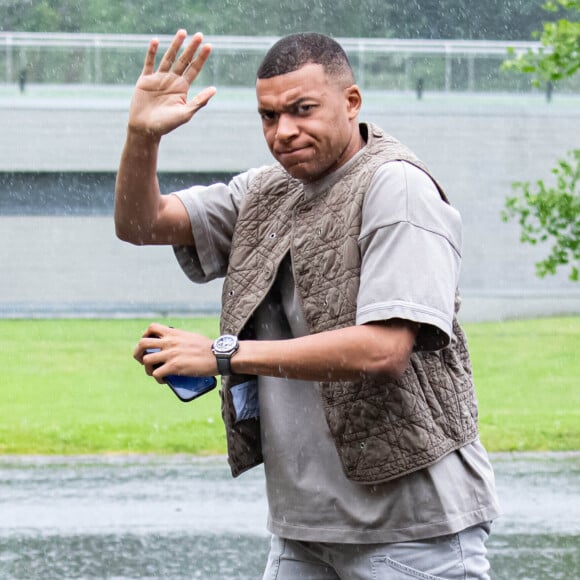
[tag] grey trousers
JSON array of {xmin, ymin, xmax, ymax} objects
[{"xmin": 262, "ymin": 522, "xmax": 492, "ymax": 580}]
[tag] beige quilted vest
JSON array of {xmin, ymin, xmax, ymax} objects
[{"xmin": 219, "ymin": 123, "xmax": 478, "ymax": 483}]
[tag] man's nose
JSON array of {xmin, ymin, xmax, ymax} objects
[{"xmin": 275, "ymin": 114, "xmax": 299, "ymax": 141}]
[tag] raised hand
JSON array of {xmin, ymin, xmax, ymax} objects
[{"xmin": 128, "ymin": 29, "xmax": 217, "ymax": 138}]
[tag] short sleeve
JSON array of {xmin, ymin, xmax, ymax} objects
[
  {"xmin": 356, "ymin": 161, "xmax": 462, "ymax": 351},
  {"xmin": 172, "ymin": 168, "xmax": 265, "ymax": 282}
]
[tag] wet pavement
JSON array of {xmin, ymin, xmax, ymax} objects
[{"xmin": 0, "ymin": 452, "xmax": 579, "ymax": 579}]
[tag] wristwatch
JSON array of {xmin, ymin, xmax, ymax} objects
[{"xmin": 211, "ymin": 334, "xmax": 240, "ymax": 376}]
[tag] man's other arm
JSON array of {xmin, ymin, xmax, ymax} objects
[{"xmin": 114, "ymin": 30, "xmax": 216, "ymax": 246}]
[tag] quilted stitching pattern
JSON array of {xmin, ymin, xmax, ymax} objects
[
  {"xmin": 221, "ymin": 124, "xmax": 477, "ymax": 482},
  {"xmin": 221, "ymin": 166, "xmax": 299, "ymax": 336}
]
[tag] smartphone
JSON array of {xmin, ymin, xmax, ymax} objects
[
  {"xmin": 164, "ymin": 374, "xmax": 217, "ymax": 402},
  {"xmin": 145, "ymin": 348, "xmax": 217, "ymax": 402}
]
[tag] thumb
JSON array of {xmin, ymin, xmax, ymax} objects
[{"xmin": 188, "ymin": 86, "xmax": 217, "ymax": 113}]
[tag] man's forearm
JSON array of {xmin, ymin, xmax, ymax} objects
[
  {"xmin": 114, "ymin": 130, "xmax": 162, "ymax": 244},
  {"xmin": 231, "ymin": 322, "xmax": 417, "ymax": 382},
  {"xmin": 115, "ymin": 31, "xmax": 216, "ymax": 247}
]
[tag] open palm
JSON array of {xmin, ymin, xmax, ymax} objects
[{"xmin": 128, "ymin": 30, "xmax": 216, "ymax": 137}]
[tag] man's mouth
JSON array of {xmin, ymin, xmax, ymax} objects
[{"xmin": 276, "ymin": 146, "xmax": 310, "ymax": 163}]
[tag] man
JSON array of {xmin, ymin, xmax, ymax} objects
[{"xmin": 115, "ymin": 30, "xmax": 500, "ymax": 579}]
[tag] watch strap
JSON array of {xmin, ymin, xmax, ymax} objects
[{"xmin": 215, "ymin": 355, "xmax": 232, "ymax": 376}]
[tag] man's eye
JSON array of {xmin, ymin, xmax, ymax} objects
[
  {"xmin": 260, "ymin": 111, "xmax": 277, "ymax": 122},
  {"xmin": 297, "ymin": 104, "xmax": 314, "ymax": 115}
]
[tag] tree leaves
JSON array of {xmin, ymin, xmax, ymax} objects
[
  {"xmin": 503, "ymin": 149, "xmax": 580, "ymax": 281},
  {"xmin": 502, "ymin": 0, "xmax": 579, "ymax": 281},
  {"xmin": 0, "ymin": 0, "xmax": 549, "ymax": 39},
  {"xmin": 503, "ymin": 0, "xmax": 580, "ymax": 85}
]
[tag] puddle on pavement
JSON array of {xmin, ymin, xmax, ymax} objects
[{"xmin": 1, "ymin": 453, "xmax": 578, "ymax": 579}]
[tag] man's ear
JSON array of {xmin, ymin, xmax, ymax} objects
[{"xmin": 345, "ymin": 84, "xmax": 362, "ymax": 119}]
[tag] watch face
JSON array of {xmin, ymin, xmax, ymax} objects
[{"xmin": 214, "ymin": 335, "xmax": 237, "ymax": 353}]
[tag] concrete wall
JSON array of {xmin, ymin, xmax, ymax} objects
[{"xmin": 1, "ymin": 89, "xmax": 579, "ymax": 320}]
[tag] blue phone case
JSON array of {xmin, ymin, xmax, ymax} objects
[
  {"xmin": 145, "ymin": 348, "xmax": 217, "ymax": 402},
  {"xmin": 165, "ymin": 374, "xmax": 217, "ymax": 402}
]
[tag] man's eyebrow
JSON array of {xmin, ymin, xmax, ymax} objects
[
  {"xmin": 257, "ymin": 105, "xmax": 275, "ymax": 115},
  {"xmin": 258, "ymin": 97, "xmax": 315, "ymax": 115}
]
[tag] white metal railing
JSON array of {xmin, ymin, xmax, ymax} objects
[
  {"xmin": 0, "ymin": 32, "xmax": 544, "ymax": 92},
  {"xmin": 0, "ymin": 31, "xmax": 541, "ymax": 53}
]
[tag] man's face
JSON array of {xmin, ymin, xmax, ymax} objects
[{"xmin": 256, "ymin": 64, "xmax": 362, "ymax": 183}]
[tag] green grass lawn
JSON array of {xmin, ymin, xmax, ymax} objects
[
  {"xmin": 0, "ymin": 318, "xmax": 223, "ymax": 455},
  {"xmin": 0, "ymin": 317, "xmax": 578, "ymax": 455},
  {"xmin": 466, "ymin": 317, "xmax": 580, "ymax": 452}
]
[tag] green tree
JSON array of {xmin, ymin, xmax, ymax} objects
[
  {"xmin": 384, "ymin": 0, "xmax": 547, "ymax": 40},
  {"xmin": 2, "ymin": 0, "xmax": 85, "ymax": 31},
  {"xmin": 502, "ymin": 0, "xmax": 580, "ymax": 281},
  {"xmin": 0, "ymin": 0, "xmax": 552, "ymax": 38}
]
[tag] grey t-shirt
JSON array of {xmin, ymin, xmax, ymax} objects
[{"xmin": 173, "ymin": 152, "xmax": 501, "ymax": 543}]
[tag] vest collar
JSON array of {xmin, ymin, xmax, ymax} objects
[{"xmin": 301, "ymin": 123, "xmax": 372, "ymax": 201}]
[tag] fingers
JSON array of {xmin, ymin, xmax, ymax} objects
[
  {"xmin": 135, "ymin": 336, "xmax": 168, "ymax": 384},
  {"xmin": 134, "ymin": 324, "xmax": 215, "ymax": 380},
  {"xmin": 157, "ymin": 29, "xmax": 188, "ymax": 73},
  {"xmin": 182, "ymin": 41, "xmax": 212, "ymax": 83},
  {"xmin": 142, "ymin": 38, "xmax": 159, "ymax": 75},
  {"xmin": 134, "ymin": 337, "xmax": 159, "ymax": 364},
  {"xmin": 133, "ymin": 323, "xmax": 167, "ymax": 361},
  {"xmin": 143, "ymin": 322, "xmax": 170, "ymax": 338},
  {"xmin": 154, "ymin": 30, "xmax": 210, "ymax": 79},
  {"xmin": 175, "ymin": 32, "xmax": 207, "ymax": 76}
]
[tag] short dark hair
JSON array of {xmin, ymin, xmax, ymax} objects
[{"xmin": 257, "ymin": 32, "xmax": 355, "ymax": 85}]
